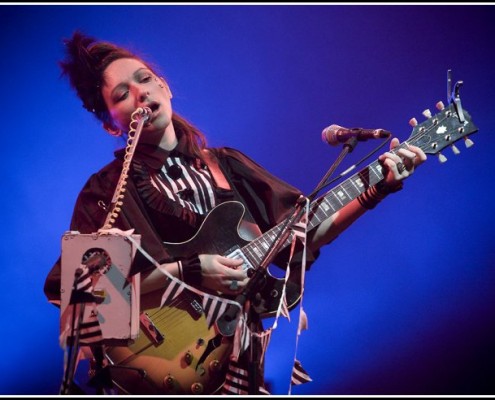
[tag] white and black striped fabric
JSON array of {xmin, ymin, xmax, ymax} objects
[
  {"xmin": 290, "ymin": 359, "xmax": 313, "ymax": 386},
  {"xmin": 150, "ymin": 155, "xmax": 216, "ymax": 215},
  {"xmin": 60, "ymin": 264, "xmax": 103, "ymax": 347},
  {"xmin": 220, "ymin": 360, "xmax": 270, "ymax": 395}
]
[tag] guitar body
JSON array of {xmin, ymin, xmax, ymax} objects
[
  {"xmin": 163, "ymin": 201, "xmax": 302, "ymax": 317},
  {"xmin": 105, "ymin": 290, "xmax": 232, "ymax": 395},
  {"xmin": 105, "ymin": 201, "xmax": 302, "ymax": 394}
]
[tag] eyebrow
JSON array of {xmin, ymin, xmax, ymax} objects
[{"xmin": 110, "ymin": 67, "xmax": 151, "ymax": 99}]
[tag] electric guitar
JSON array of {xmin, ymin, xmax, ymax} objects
[{"xmin": 104, "ymin": 100, "xmax": 478, "ymax": 394}]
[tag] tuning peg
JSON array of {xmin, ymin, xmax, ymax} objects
[
  {"xmin": 422, "ymin": 109, "xmax": 432, "ymax": 119},
  {"xmin": 437, "ymin": 152, "xmax": 447, "ymax": 163},
  {"xmin": 436, "ymin": 101, "xmax": 445, "ymax": 111},
  {"xmin": 409, "ymin": 117, "xmax": 418, "ymax": 127},
  {"xmin": 464, "ymin": 137, "xmax": 474, "ymax": 148},
  {"xmin": 451, "ymin": 144, "xmax": 460, "ymax": 155}
]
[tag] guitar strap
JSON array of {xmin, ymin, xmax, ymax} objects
[
  {"xmin": 202, "ymin": 149, "xmax": 263, "ymax": 239},
  {"xmin": 202, "ymin": 148, "xmax": 232, "ymax": 191}
]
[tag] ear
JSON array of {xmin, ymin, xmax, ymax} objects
[
  {"xmin": 160, "ymin": 77, "xmax": 173, "ymax": 99},
  {"xmin": 103, "ymin": 121, "xmax": 122, "ymax": 137}
]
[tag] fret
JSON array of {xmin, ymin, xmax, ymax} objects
[
  {"xmin": 252, "ymin": 246, "xmax": 263, "ymax": 261},
  {"xmin": 332, "ymin": 191, "xmax": 344, "ymax": 206},
  {"xmin": 310, "ymin": 211, "xmax": 322, "ymax": 224},
  {"xmin": 320, "ymin": 198, "xmax": 333, "ymax": 213},
  {"xmin": 337, "ymin": 189, "xmax": 349, "ymax": 204},
  {"xmin": 341, "ymin": 185, "xmax": 351, "ymax": 199},
  {"xmin": 350, "ymin": 175, "xmax": 365, "ymax": 192},
  {"xmin": 371, "ymin": 163, "xmax": 383, "ymax": 182}
]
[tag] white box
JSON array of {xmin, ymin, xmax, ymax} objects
[{"xmin": 60, "ymin": 231, "xmax": 141, "ymax": 345}]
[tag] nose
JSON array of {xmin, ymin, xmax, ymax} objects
[{"xmin": 138, "ymin": 88, "xmax": 150, "ymax": 103}]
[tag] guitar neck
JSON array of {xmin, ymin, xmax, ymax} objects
[
  {"xmin": 242, "ymin": 101, "xmax": 478, "ymax": 268},
  {"xmin": 242, "ymin": 155, "xmax": 387, "ymax": 266}
]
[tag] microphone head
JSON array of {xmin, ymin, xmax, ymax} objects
[
  {"xmin": 321, "ymin": 124, "xmax": 343, "ymax": 145},
  {"xmin": 141, "ymin": 106, "xmax": 153, "ymax": 122}
]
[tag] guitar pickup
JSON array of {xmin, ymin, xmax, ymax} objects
[
  {"xmin": 140, "ymin": 312, "xmax": 164, "ymax": 345},
  {"xmin": 190, "ymin": 299, "xmax": 203, "ymax": 316}
]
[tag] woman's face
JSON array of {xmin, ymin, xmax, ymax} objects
[{"xmin": 101, "ymin": 58, "xmax": 173, "ymax": 139}]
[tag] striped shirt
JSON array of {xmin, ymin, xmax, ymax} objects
[{"xmin": 150, "ymin": 154, "xmax": 217, "ymax": 216}]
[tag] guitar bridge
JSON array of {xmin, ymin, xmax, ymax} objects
[{"xmin": 140, "ymin": 312, "xmax": 164, "ymax": 345}]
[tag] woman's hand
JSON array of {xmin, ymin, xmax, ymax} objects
[
  {"xmin": 378, "ymin": 137, "xmax": 427, "ymax": 190},
  {"xmin": 198, "ymin": 254, "xmax": 249, "ymax": 294}
]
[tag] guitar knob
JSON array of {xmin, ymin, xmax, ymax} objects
[
  {"xmin": 422, "ymin": 109, "xmax": 432, "ymax": 119},
  {"xmin": 464, "ymin": 137, "xmax": 474, "ymax": 148},
  {"xmin": 209, "ymin": 359, "xmax": 221, "ymax": 373},
  {"xmin": 437, "ymin": 152, "xmax": 447, "ymax": 163},
  {"xmin": 184, "ymin": 350, "xmax": 193, "ymax": 365},
  {"xmin": 409, "ymin": 117, "xmax": 418, "ymax": 127},
  {"xmin": 451, "ymin": 144, "xmax": 460, "ymax": 155},
  {"xmin": 191, "ymin": 382, "xmax": 204, "ymax": 394},
  {"xmin": 164, "ymin": 374, "xmax": 175, "ymax": 388},
  {"xmin": 436, "ymin": 101, "xmax": 445, "ymax": 111}
]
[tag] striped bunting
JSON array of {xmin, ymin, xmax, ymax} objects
[
  {"xmin": 160, "ymin": 277, "xmax": 232, "ymax": 332},
  {"xmin": 71, "ymin": 307, "xmax": 103, "ymax": 345},
  {"xmin": 272, "ymin": 265, "xmax": 291, "ymax": 329},
  {"xmin": 253, "ymin": 328, "xmax": 272, "ymax": 365},
  {"xmin": 160, "ymin": 276, "xmax": 185, "ymax": 307},
  {"xmin": 122, "ymin": 231, "xmax": 244, "ymax": 333},
  {"xmin": 291, "ymin": 219, "xmax": 308, "ymax": 244},
  {"xmin": 280, "ymin": 288, "xmax": 290, "ymax": 320},
  {"xmin": 220, "ymin": 360, "xmax": 270, "ymax": 395},
  {"xmin": 232, "ymin": 311, "xmax": 249, "ymax": 359},
  {"xmin": 202, "ymin": 295, "xmax": 228, "ymax": 329},
  {"xmin": 298, "ymin": 307, "xmax": 308, "ymax": 334},
  {"xmin": 60, "ymin": 264, "xmax": 103, "ymax": 348},
  {"xmin": 291, "ymin": 359, "xmax": 313, "ymax": 386}
]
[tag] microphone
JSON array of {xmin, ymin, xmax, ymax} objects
[
  {"xmin": 137, "ymin": 106, "xmax": 152, "ymax": 122},
  {"xmin": 322, "ymin": 124, "xmax": 391, "ymax": 146}
]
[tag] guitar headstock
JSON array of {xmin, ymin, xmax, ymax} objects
[{"xmin": 406, "ymin": 101, "xmax": 478, "ymax": 163}]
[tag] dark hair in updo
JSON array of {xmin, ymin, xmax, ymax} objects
[
  {"xmin": 59, "ymin": 31, "xmax": 142, "ymax": 124},
  {"xmin": 59, "ymin": 31, "xmax": 207, "ymax": 157}
]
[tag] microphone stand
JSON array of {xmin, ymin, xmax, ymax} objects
[
  {"xmin": 60, "ymin": 268, "xmax": 93, "ymax": 395},
  {"xmin": 216, "ymin": 137, "xmax": 359, "ymax": 394},
  {"xmin": 307, "ymin": 137, "xmax": 358, "ymax": 200}
]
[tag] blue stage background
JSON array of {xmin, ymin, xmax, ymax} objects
[{"xmin": 1, "ymin": 4, "xmax": 494, "ymax": 395}]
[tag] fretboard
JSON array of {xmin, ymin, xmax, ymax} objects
[{"xmin": 239, "ymin": 157, "xmax": 387, "ymax": 268}]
